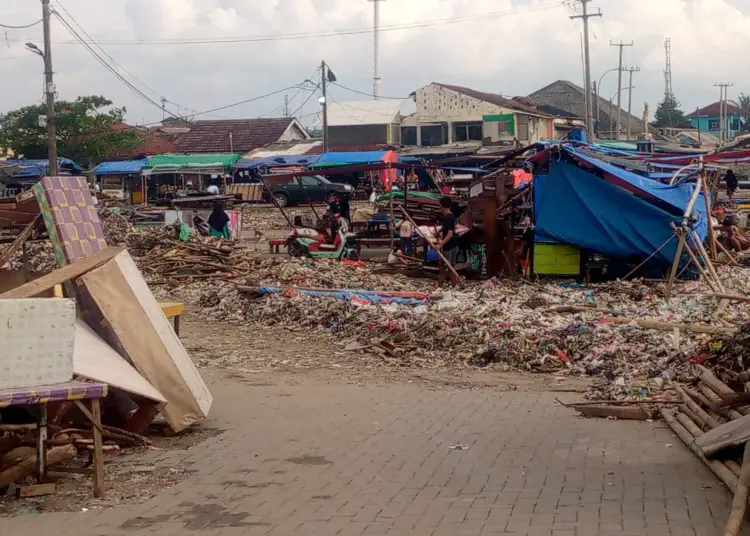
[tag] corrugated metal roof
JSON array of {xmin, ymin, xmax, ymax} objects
[
  {"xmin": 5, "ymin": 158, "xmax": 83, "ymax": 177},
  {"xmin": 327, "ymin": 100, "xmax": 404, "ymax": 127},
  {"xmin": 435, "ymin": 83, "xmax": 551, "ymax": 117},
  {"xmin": 244, "ymin": 140, "xmax": 323, "ymax": 158},
  {"xmin": 92, "ymin": 159, "xmax": 148, "ymax": 175},
  {"xmin": 144, "ymin": 153, "xmax": 240, "ymax": 170}
]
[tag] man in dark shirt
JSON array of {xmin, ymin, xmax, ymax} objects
[{"xmin": 437, "ymin": 195, "xmax": 459, "ymax": 293}]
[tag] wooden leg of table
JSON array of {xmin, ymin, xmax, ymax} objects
[
  {"xmin": 173, "ymin": 314, "xmax": 181, "ymax": 337},
  {"xmin": 37, "ymin": 404, "xmax": 47, "ymax": 482},
  {"xmin": 91, "ymin": 399, "xmax": 105, "ymax": 498}
]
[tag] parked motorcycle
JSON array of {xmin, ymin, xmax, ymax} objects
[{"xmin": 286, "ymin": 224, "xmax": 359, "ymax": 260}]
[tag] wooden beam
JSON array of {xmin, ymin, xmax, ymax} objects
[
  {"xmin": 0, "ymin": 246, "xmax": 123, "ymax": 299},
  {"xmin": 0, "ymin": 214, "xmax": 40, "ymax": 268}
]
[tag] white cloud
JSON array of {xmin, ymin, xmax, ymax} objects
[{"xmin": 1, "ymin": 0, "xmax": 749, "ymax": 126}]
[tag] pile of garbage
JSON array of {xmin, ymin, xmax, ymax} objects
[
  {"xmin": 160, "ymin": 256, "xmax": 750, "ymax": 398},
  {"xmin": 0, "ymin": 240, "xmax": 57, "ymax": 272},
  {"xmin": 240, "ymin": 205, "xmax": 319, "ymax": 231},
  {"xmin": 98, "ymin": 207, "xmax": 135, "ymax": 247}
]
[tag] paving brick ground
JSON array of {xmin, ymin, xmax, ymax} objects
[{"xmin": 0, "ymin": 370, "xmax": 740, "ymax": 536}]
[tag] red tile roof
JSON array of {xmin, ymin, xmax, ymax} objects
[
  {"xmin": 435, "ymin": 83, "xmax": 551, "ymax": 117},
  {"xmin": 687, "ymin": 101, "xmax": 743, "ymax": 118},
  {"xmin": 77, "ymin": 124, "xmax": 175, "ymax": 158},
  {"xmin": 173, "ymin": 118, "xmax": 301, "ymax": 154}
]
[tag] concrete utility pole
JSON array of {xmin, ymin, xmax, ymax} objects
[
  {"xmin": 368, "ymin": 0, "xmax": 385, "ymax": 100},
  {"xmin": 321, "ymin": 61, "xmax": 329, "ymax": 152},
  {"xmin": 42, "ymin": 0, "xmax": 57, "ymax": 175},
  {"xmin": 714, "ymin": 82, "xmax": 733, "ymax": 143},
  {"xmin": 624, "ymin": 66, "xmax": 640, "ymax": 140},
  {"xmin": 610, "ymin": 40, "xmax": 633, "ymax": 140},
  {"xmin": 571, "ymin": 0, "xmax": 602, "ymax": 141},
  {"xmin": 283, "ymin": 94, "xmax": 290, "ymax": 117}
]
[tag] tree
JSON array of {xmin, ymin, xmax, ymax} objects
[
  {"xmin": 0, "ymin": 95, "xmax": 142, "ymax": 165},
  {"xmin": 737, "ymin": 92, "xmax": 750, "ymax": 126},
  {"xmin": 653, "ymin": 93, "xmax": 687, "ymax": 128}
]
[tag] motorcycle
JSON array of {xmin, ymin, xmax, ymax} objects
[{"xmin": 286, "ymin": 222, "xmax": 359, "ymax": 260}]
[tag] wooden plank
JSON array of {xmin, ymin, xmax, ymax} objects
[
  {"xmin": 572, "ymin": 405, "xmax": 648, "ymax": 420},
  {"xmin": 15, "ymin": 483, "xmax": 56, "ymax": 498},
  {"xmin": 79, "ymin": 251, "xmax": 211, "ymax": 432},
  {"xmin": 73, "ymin": 319, "xmax": 166, "ymax": 404},
  {"xmin": 695, "ymin": 413, "xmax": 750, "ymax": 457},
  {"xmin": 0, "ymin": 214, "xmax": 40, "ymax": 268},
  {"xmin": 90, "ymin": 399, "xmax": 105, "ymax": 498},
  {"xmin": 0, "ymin": 246, "xmax": 123, "ymax": 299}
]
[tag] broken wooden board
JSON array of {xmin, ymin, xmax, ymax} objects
[
  {"xmin": 572, "ymin": 405, "xmax": 649, "ymax": 420},
  {"xmin": 0, "ymin": 247, "xmax": 122, "ymax": 299},
  {"xmin": 695, "ymin": 413, "xmax": 750, "ymax": 457},
  {"xmin": 0, "ymin": 298, "xmax": 75, "ymax": 390},
  {"xmin": 78, "ymin": 250, "xmax": 212, "ymax": 432},
  {"xmin": 73, "ymin": 319, "xmax": 167, "ymax": 405},
  {"xmin": 15, "ymin": 483, "xmax": 56, "ymax": 498}
]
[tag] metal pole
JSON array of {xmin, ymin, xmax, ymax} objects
[
  {"xmin": 627, "ymin": 71, "xmax": 633, "ymax": 140},
  {"xmin": 616, "ymin": 45, "xmax": 624, "ymax": 140},
  {"xmin": 370, "ymin": 0, "xmax": 383, "ymax": 100},
  {"xmin": 571, "ymin": 1, "xmax": 601, "ymax": 141},
  {"xmin": 42, "ymin": 0, "xmax": 57, "ymax": 176},
  {"xmin": 321, "ymin": 60, "xmax": 329, "ymax": 152}
]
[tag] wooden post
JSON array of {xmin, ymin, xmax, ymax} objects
[
  {"xmin": 702, "ymin": 170, "xmax": 718, "ymax": 261},
  {"xmin": 666, "ymin": 226, "xmax": 687, "ymax": 300},
  {"xmin": 91, "ymin": 399, "xmax": 105, "ymax": 498},
  {"xmin": 37, "ymin": 404, "xmax": 47, "ymax": 482},
  {"xmin": 724, "ymin": 441, "xmax": 750, "ymax": 536},
  {"xmin": 389, "ymin": 165, "xmax": 395, "ymax": 251}
]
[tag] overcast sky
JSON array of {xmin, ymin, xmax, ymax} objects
[{"xmin": 2, "ymin": 0, "xmax": 750, "ymax": 126}]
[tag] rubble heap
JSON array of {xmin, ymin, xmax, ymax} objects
[
  {"xmin": 161, "ymin": 256, "xmax": 750, "ymax": 399},
  {"xmin": 97, "ymin": 206, "xmax": 134, "ymax": 247}
]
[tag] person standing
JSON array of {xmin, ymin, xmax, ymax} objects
[
  {"xmin": 207, "ymin": 201, "xmax": 231, "ymax": 239},
  {"xmin": 396, "ymin": 217, "xmax": 415, "ymax": 256},
  {"xmin": 436, "ymin": 195, "xmax": 459, "ymax": 296},
  {"xmin": 725, "ymin": 169, "xmax": 739, "ymax": 200}
]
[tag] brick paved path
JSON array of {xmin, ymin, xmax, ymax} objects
[{"xmin": 0, "ymin": 371, "xmax": 738, "ymax": 536}]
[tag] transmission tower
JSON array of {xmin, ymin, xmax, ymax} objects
[{"xmin": 664, "ymin": 38, "xmax": 673, "ymax": 98}]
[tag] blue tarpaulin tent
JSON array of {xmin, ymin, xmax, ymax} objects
[
  {"xmin": 91, "ymin": 159, "xmax": 148, "ymax": 175},
  {"xmin": 534, "ymin": 149, "xmax": 708, "ymax": 265},
  {"xmin": 233, "ymin": 155, "xmax": 321, "ymax": 170}
]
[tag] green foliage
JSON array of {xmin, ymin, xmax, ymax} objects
[
  {"xmin": 654, "ymin": 93, "xmax": 687, "ymax": 128},
  {"xmin": 0, "ymin": 95, "xmax": 142, "ymax": 164},
  {"xmin": 737, "ymin": 93, "xmax": 750, "ymax": 125}
]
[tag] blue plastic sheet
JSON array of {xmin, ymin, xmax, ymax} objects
[
  {"xmin": 258, "ymin": 286, "xmax": 428, "ymax": 305},
  {"xmin": 534, "ymin": 157, "xmax": 708, "ymax": 265}
]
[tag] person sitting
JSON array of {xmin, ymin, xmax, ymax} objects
[
  {"xmin": 208, "ymin": 201, "xmax": 231, "ymax": 239},
  {"xmin": 718, "ymin": 217, "xmax": 750, "ymax": 252}
]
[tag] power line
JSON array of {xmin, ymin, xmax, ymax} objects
[
  {"xmin": 290, "ymin": 82, "xmax": 321, "ymax": 118},
  {"xmin": 331, "ymin": 82, "xmax": 407, "ymax": 100},
  {"xmin": 53, "ymin": 11, "xmax": 178, "ymax": 120},
  {"xmin": 52, "ymin": 0, "xmax": 191, "ymax": 119},
  {"xmin": 40, "ymin": 2, "xmax": 566, "ymax": 46},
  {"xmin": 0, "ymin": 19, "xmax": 42, "ymax": 29}
]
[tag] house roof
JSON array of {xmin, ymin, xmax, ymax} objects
[
  {"xmin": 108, "ymin": 124, "xmax": 175, "ymax": 157},
  {"xmin": 434, "ymin": 83, "xmax": 551, "ymax": 117},
  {"xmin": 536, "ymin": 104, "xmax": 582, "ymax": 119},
  {"xmin": 327, "ymin": 100, "xmax": 404, "ymax": 127},
  {"xmin": 244, "ymin": 140, "xmax": 323, "ymax": 158},
  {"xmin": 687, "ymin": 101, "xmax": 743, "ymax": 118},
  {"xmin": 173, "ymin": 118, "xmax": 306, "ymax": 154},
  {"xmin": 92, "ymin": 159, "xmax": 148, "ymax": 175}
]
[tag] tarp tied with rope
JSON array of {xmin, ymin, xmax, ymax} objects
[{"xmin": 532, "ymin": 147, "xmax": 709, "ymax": 265}]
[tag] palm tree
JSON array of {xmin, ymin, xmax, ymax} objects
[{"xmin": 738, "ymin": 93, "xmax": 750, "ymax": 128}]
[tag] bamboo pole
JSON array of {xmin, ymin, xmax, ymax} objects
[
  {"xmin": 666, "ymin": 227, "xmax": 687, "ymax": 300},
  {"xmin": 675, "ymin": 384, "xmax": 722, "ymax": 429},
  {"xmin": 660, "ymin": 408, "xmax": 738, "ymax": 490},
  {"xmin": 702, "ymin": 171, "xmax": 718, "ymax": 261},
  {"xmin": 724, "ymin": 442, "xmax": 750, "ymax": 536}
]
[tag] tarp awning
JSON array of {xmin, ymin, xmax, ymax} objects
[
  {"xmin": 91, "ymin": 159, "xmax": 148, "ymax": 175},
  {"xmin": 234, "ymin": 154, "xmax": 321, "ymax": 170},
  {"xmin": 144, "ymin": 153, "xmax": 240, "ymax": 170},
  {"xmin": 310, "ymin": 151, "xmax": 390, "ymax": 169},
  {"xmin": 533, "ymin": 149, "xmax": 708, "ymax": 265}
]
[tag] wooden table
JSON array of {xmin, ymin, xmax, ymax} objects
[
  {"xmin": 0, "ymin": 381, "xmax": 109, "ymax": 497},
  {"xmin": 160, "ymin": 301, "xmax": 184, "ymax": 336}
]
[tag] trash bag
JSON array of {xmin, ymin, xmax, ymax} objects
[{"xmin": 179, "ymin": 221, "xmax": 192, "ymax": 242}]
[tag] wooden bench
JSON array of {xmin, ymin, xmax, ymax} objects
[
  {"xmin": 268, "ymin": 239, "xmax": 286, "ymax": 253},
  {"xmin": 0, "ymin": 381, "xmax": 109, "ymax": 497},
  {"xmin": 160, "ymin": 301, "xmax": 184, "ymax": 336}
]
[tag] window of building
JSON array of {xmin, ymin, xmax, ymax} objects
[
  {"xmin": 708, "ymin": 119, "xmax": 720, "ymax": 131},
  {"xmin": 732, "ymin": 118, "xmax": 741, "ymax": 131},
  {"xmin": 453, "ymin": 121, "xmax": 483, "ymax": 142}
]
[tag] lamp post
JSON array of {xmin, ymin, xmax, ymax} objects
[
  {"xmin": 596, "ymin": 68, "xmax": 619, "ymax": 122},
  {"xmin": 25, "ymin": 38, "xmax": 57, "ymax": 176}
]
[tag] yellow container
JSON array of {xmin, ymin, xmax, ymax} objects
[{"xmin": 533, "ymin": 243, "xmax": 581, "ymax": 275}]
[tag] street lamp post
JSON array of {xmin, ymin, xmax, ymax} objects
[
  {"xmin": 596, "ymin": 68, "xmax": 619, "ymax": 122},
  {"xmin": 25, "ymin": 37, "xmax": 57, "ymax": 176}
]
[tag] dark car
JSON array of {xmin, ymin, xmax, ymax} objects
[{"xmin": 266, "ymin": 175, "xmax": 353, "ymax": 207}]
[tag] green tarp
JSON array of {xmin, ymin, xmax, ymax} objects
[
  {"xmin": 483, "ymin": 113, "xmax": 515, "ymax": 136},
  {"xmin": 144, "ymin": 154, "xmax": 241, "ymax": 170}
]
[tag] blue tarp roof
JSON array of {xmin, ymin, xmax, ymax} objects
[
  {"xmin": 91, "ymin": 159, "xmax": 148, "ymax": 175},
  {"xmin": 315, "ymin": 151, "xmax": 388, "ymax": 165},
  {"xmin": 533, "ymin": 149, "xmax": 708, "ymax": 265},
  {"xmin": 5, "ymin": 158, "xmax": 83, "ymax": 177},
  {"xmin": 234, "ymin": 155, "xmax": 321, "ymax": 170}
]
